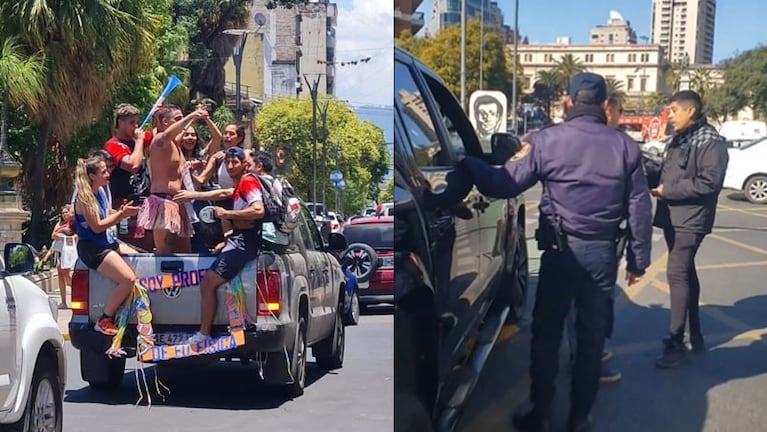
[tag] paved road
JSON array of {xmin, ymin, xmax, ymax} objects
[
  {"xmin": 459, "ymin": 186, "xmax": 767, "ymax": 431},
  {"xmin": 58, "ymin": 310, "xmax": 392, "ymax": 432}
]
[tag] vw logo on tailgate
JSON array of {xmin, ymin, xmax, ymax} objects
[{"xmin": 162, "ymin": 285, "xmax": 182, "ymax": 299}]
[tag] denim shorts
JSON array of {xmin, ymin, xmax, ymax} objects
[{"xmin": 209, "ymin": 229, "xmax": 259, "ymax": 281}]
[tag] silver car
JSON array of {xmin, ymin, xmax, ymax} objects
[{"xmin": 1, "ymin": 243, "xmax": 66, "ymax": 431}]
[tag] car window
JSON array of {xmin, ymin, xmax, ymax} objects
[
  {"xmin": 395, "ymin": 60, "xmax": 450, "ymax": 167},
  {"xmin": 300, "ymin": 206, "xmax": 323, "ymax": 250},
  {"xmin": 344, "ymin": 223, "xmax": 394, "ymax": 250},
  {"xmin": 421, "ymin": 73, "xmax": 483, "ymax": 156}
]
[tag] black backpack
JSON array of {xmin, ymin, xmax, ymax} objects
[{"xmin": 254, "ymin": 175, "xmax": 300, "ymax": 234}]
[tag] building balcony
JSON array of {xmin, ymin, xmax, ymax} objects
[{"xmin": 326, "ymin": 3, "xmax": 337, "ymax": 26}]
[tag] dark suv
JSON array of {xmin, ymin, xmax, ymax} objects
[{"xmin": 393, "ymin": 47, "xmax": 529, "ymax": 432}]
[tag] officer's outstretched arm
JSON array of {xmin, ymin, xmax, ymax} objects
[
  {"xmin": 626, "ymin": 157, "xmax": 653, "ymax": 274},
  {"xmin": 662, "ymin": 138, "xmax": 729, "ymax": 200},
  {"xmin": 459, "ymin": 143, "xmax": 538, "ymax": 199}
]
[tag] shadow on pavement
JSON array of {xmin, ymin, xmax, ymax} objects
[
  {"xmin": 64, "ymin": 360, "xmax": 330, "ymax": 410},
  {"xmin": 458, "ymin": 281, "xmax": 767, "ymax": 431},
  {"xmin": 363, "ymin": 304, "xmax": 394, "ymax": 316}
]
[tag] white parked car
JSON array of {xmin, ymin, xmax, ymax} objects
[
  {"xmin": 1, "ymin": 243, "xmax": 66, "ymax": 431},
  {"xmin": 723, "ymin": 137, "xmax": 767, "ymax": 204},
  {"xmin": 327, "ymin": 212, "xmax": 342, "ymax": 233}
]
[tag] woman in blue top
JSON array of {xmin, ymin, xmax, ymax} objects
[{"xmin": 73, "ymin": 155, "xmax": 140, "ymax": 335}]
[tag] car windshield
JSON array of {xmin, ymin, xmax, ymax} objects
[{"xmin": 343, "ymin": 223, "xmax": 393, "ymax": 250}]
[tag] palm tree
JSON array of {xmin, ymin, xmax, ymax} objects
[
  {"xmin": 605, "ymin": 77, "xmax": 626, "ymax": 99},
  {"xmin": 665, "ymin": 61, "xmax": 689, "ymax": 93},
  {"xmin": 0, "ymin": 37, "xmax": 45, "ymax": 157},
  {"xmin": 554, "ymin": 54, "xmax": 587, "ymax": 82},
  {"xmin": 534, "ymin": 70, "xmax": 564, "ymax": 115},
  {"xmin": 1, "ymin": 0, "xmax": 159, "ymax": 246},
  {"xmin": 690, "ymin": 68, "xmax": 714, "ymax": 98}
]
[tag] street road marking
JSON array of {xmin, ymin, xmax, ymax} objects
[
  {"xmin": 614, "ymin": 251, "xmax": 668, "ymax": 315},
  {"xmin": 649, "ymin": 280, "xmax": 767, "ymax": 349},
  {"xmin": 717, "ymin": 203, "xmax": 767, "ymax": 219},
  {"xmin": 696, "ymin": 261, "xmax": 767, "ymax": 271},
  {"xmin": 709, "ymin": 233, "xmax": 767, "ymax": 257}
]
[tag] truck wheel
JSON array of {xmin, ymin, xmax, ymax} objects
[
  {"xmin": 315, "ymin": 300, "xmax": 346, "ymax": 370},
  {"xmin": 9, "ymin": 356, "xmax": 62, "ymax": 432},
  {"xmin": 501, "ymin": 226, "xmax": 529, "ymax": 324},
  {"xmin": 343, "ymin": 290, "xmax": 360, "ymax": 326},
  {"xmin": 284, "ymin": 317, "xmax": 307, "ymax": 398},
  {"xmin": 80, "ymin": 350, "xmax": 125, "ymax": 391},
  {"xmin": 745, "ymin": 175, "xmax": 767, "ymax": 204},
  {"xmin": 343, "ymin": 243, "xmax": 378, "ymax": 282}
]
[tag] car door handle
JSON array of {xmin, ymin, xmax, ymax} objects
[{"xmin": 161, "ymin": 260, "xmax": 184, "ymax": 273}]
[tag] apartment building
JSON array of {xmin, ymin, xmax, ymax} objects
[
  {"xmin": 590, "ymin": 11, "xmax": 638, "ymax": 45},
  {"xmin": 427, "ymin": 0, "xmax": 505, "ymax": 36},
  {"xmin": 224, "ymin": 0, "xmax": 337, "ymax": 102},
  {"xmin": 515, "ymin": 43, "xmax": 667, "ymax": 98},
  {"xmin": 395, "ymin": 0, "xmax": 425, "ymax": 36},
  {"xmin": 650, "ymin": 0, "xmax": 716, "ymax": 64}
]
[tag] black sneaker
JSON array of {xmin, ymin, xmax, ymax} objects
[
  {"xmin": 511, "ymin": 408, "xmax": 551, "ymax": 432},
  {"xmin": 568, "ymin": 416, "xmax": 593, "ymax": 432},
  {"xmin": 655, "ymin": 337, "xmax": 688, "ymax": 368},
  {"xmin": 599, "ymin": 367, "xmax": 622, "ymax": 384},
  {"xmin": 690, "ymin": 333, "xmax": 706, "ymax": 352}
]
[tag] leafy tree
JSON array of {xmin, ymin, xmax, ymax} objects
[
  {"xmin": 718, "ymin": 46, "xmax": 767, "ymax": 118},
  {"xmin": 605, "ymin": 77, "xmax": 626, "ymax": 99},
  {"xmin": 533, "ymin": 70, "xmax": 563, "ymax": 115},
  {"xmin": 265, "ymin": 0, "xmax": 306, "ymax": 9},
  {"xmin": 665, "ymin": 61, "xmax": 689, "ymax": 93},
  {"xmin": 0, "ymin": 37, "xmax": 45, "ymax": 155},
  {"xmin": 378, "ymin": 178, "xmax": 393, "ymax": 203},
  {"xmin": 2, "ymin": 0, "xmax": 161, "ymax": 246},
  {"xmin": 255, "ymin": 97, "xmax": 389, "ymax": 215},
  {"xmin": 394, "ymin": 18, "xmax": 515, "ymax": 106},
  {"xmin": 689, "ymin": 68, "xmax": 714, "ymax": 99}
]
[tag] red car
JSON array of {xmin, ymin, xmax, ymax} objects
[{"xmin": 341, "ymin": 215, "xmax": 393, "ymax": 310}]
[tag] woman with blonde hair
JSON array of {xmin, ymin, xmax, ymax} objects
[{"xmin": 73, "ymin": 155, "xmax": 140, "ymax": 335}]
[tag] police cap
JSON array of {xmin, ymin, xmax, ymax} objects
[{"xmin": 568, "ymin": 72, "xmax": 607, "ymax": 105}]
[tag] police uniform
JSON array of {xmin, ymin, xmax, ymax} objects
[{"xmin": 459, "ymin": 73, "xmax": 653, "ymax": 431}]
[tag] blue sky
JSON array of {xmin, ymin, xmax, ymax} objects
[
  {"xmin": 333, "ymin": 0, "xmax": 393, "ymax": 107},
  {"xmin": 417, "ymin": 0, "xmax": 766, "ymax": 63}
]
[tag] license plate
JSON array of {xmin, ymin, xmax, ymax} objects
[
  {"xmin": 379, "ymin": 256, "xmax": 393, "ymax": 268},
  {"xmin": 156, "ymin": 332, "xmax": 193, "ymax": 346}
]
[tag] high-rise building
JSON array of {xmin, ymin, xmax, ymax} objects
[
  {"xmin": 590, "ymin": 11, "xmax": 638, "ymax": 45},
  {"xmin": 650, "ymin": 0, "xmax": 716, "ymax": 64},
  {"xmin": 427, "ymin": 0, "xmax": 505, "ymax": 37},
  {"xmin": 395, "ymin": 0, "xmax": 425, "ymax": 36}
]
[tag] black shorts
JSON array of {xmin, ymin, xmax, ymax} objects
[
  {"xmin": 77, "ymin": 241, "xmax": 119, "ymax": 270},
  {"xmin": 209, "ymin": 229, "xmax": 259, "ymax": 281}
]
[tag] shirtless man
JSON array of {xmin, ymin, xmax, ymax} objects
[{"xmin": 136, "ymin": 104, "xmax": 207, "ymax": 253}]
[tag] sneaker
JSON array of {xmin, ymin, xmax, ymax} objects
[
  {"xmin": 185, "ymin": 332, "xmax": 212, "ymax": 345},
  {"xmin": 655, "ymin": 337, "xmax": 688, "ymax": 368},
  {"xmin": 511, "ymin": 408, "xmax": 551, "ymax": 432},
  {"xmin": 690, "ymin": 333, "xmax": 706, "ymax": 352},
  {"xmin": 599, "ymin": 367, "xmax": 622, "ymax": 384},
  {"xmin": 601, "ymin": 350, "xmax": 613, "ymax": 363},
  {"xmin": 57, "ymin": 302, "xmax": 69, "ymax": 310},
  {"xmin": 94, "ymin": 316, "xmax": 118, "ymax": 336}
]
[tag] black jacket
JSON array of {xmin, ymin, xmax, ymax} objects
[{"xmin": 653, "ymin": 118, "xmax": 729, "ymax": 233}]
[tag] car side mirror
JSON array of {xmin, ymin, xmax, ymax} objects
[
  {"xmin": 488, "ymin": 132, "xmax": 522, "ymax": 165},
  {"xmin": 4, "ymin": 242, "xmax": 36, "ymax": 274},
  {"xmin": 327, "ymin": 232, "xmax": 348, "ymax": 252}
]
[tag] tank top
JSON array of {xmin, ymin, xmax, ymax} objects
[{"xmin": 74, "ymin": 190, "xmax": 114, "ymax": 247}]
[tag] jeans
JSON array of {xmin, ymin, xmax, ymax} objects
[
  {"xmin": 530, "ymin": 239, "xmax": 617, "ymax": 420},
  {"xmin": 663, "ymin": 227, "xmax": 705, "ymax": 336}
]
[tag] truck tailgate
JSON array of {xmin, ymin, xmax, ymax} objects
[{"xmin": 87, "ymin": 253, "xmax": 274, "ymax": 326}]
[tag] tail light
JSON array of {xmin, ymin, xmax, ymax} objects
[
  {"xmin": 256, "ymin": 270, "xmax": 282, "ymax": 316},
  {"xmin": 71, "ymin": 269, "xmax": 89, "ymax": 316}
]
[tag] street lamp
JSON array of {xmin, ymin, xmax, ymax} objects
[
  {"xmin": 223, "ymin": 13, "xmax": 266, "ymax": 120},
  {"xmin": 511, "ymin": 0, "xmax": 519, "ymax": 132},
  {"xmin": 303, "ymin": 75, "xmax": 332, "ymax": 217}
]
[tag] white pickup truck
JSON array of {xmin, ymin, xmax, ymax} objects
[{"xmin": 68, "ymin": 205, "xmax": 349, "ymax": 397}]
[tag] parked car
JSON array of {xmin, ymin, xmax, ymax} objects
[
  {"xmin": 1, "ymin": 243, "xmax": 66, "ymax": 431},
  {"xmin": 69, "ymin": 205, "xmax": 348, "ymax": 398},
  {"xmin": 327, "ymin": 211, "xmax": 343, "ymax": 233},
  {"xmin": 723, "ymin": 136, "xmax": 767, "ymax": 204},
  {"xmin": 393, "ymin": 47, "xmax": 529, "ymax": 432},
  {"xmin": 341, "ymin": 216, "xmax": 394, "ymax": 310}
]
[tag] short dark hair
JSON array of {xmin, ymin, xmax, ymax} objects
[
  {"xmin": 669, "ymin": 90, "xmax": 703, "ymax": 118},
  {"xmin": 252, "ymin": 150, "xmax": 274, "ymax": 174},
  {"xmin": 113, "ymin": 103, "xmax": 140, "ymax": 129}
]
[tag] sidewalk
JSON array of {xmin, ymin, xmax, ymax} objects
[{"xmin": 47, "ymin": 287, "xmax": 71, "ymax": 341}]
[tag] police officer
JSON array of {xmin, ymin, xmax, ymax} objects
[{"xmin": 457, "ymin": 72, "xmax": 652, "ymax": 432}]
